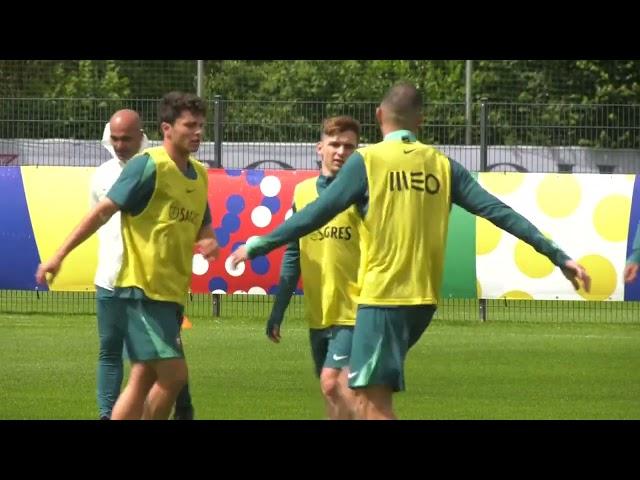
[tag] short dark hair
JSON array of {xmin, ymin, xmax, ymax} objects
[
  {"xmin": 158, "ymin": 91, "xmax": 207, "ymax": 126},
  {"xmin": 321, "ymin": 115, "xmax": 360, "ymax": 141},
  {"xmin": 380, "ymin": 81, "xmax": 423, "ymax": 128}
]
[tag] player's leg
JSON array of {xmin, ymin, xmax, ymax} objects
[
  {"xmin": 321, "ymin": 326, "xmax": 357, "ymax": 419},
  {"xmin": 319, "ymin": 367, "xmax": 343, "ymax": 419},
  {"xmin": 174, "ymin": 383, "xmax": 194, "ymax": 420},
  {"xmin": 111, "ymin": 361, "xmax": 156, "ymax": 420},
  {"xmin": 132, "ymin": 300, "xmax": 188, "ymax": 420},
  {"xmin": 144, "ymin": 358, "xmax": 188, "ymax": 419},
  {"xmin": 96, "ymin": 288, "xmax": 125, "ymax": 419},
  {"xmin": 173, "ymin": 313, "xmax": 194, "ymax": 420},
  {"xmin": 309, "ymin": 328, "xmax": 335, "ymax": 418},
  {"xmin": 114, "ymin": 299, "xmax": 187, "ymax": 419},
  {"xmin": 348, "ymin": 305, "xmax": 435, "ymax": 420},
  {"xmin": 357, "ymin": 384, "xmax": 395, "ymax": 419},
  {"xmin": 348, "ymin": 307, "xmax": 395, "ymax": 419}
]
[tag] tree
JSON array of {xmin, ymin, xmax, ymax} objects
[
  {"xmin": 2, "ymin": 60, "xmax": 638, "ymax": 146},
  {"xmin": 205, "ymin": 60, "xmax": 469, "ymax": 143}
]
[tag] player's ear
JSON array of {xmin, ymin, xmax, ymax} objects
[
  {"xmin": 160, "ymin": 122, "xmax": 171, "ymax": 137},
  {"xmin": 375, "ymin": 106, "xmax": 383, "ymax": 125}
]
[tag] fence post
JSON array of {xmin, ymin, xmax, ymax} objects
[
  {"xmin": 196, "ymin": 60, "xmax": 205, "ymax": 98},
  {"xmin": 478, "ymin": 97, "xmax": 488, "ymax": 321},
  {"xmin": 213, "ymin": 94, "xmax": 223, "ymax": 168},
  {"xmin": 465, "ymin": 60, "xmax": 473, "ymax": 145},
  {"xmin": 211, "ymin": 95, "xmax": 223, "ymax": 317},
  {"xmin": 212, "ymin": 292, "xmax": 221, "ymax": 317},
  {"xmin": 480, "ymin": 97, "xmax": 488, "ymax": 172}
]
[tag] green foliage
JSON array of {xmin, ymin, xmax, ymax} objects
[
  {"xmin": 0, "ymin": 61, "xmax": 132, "ymax": 139},
  {"xmin": 117, "ymin": 60, "xmax": 196, "ymax": 99},
  {"xmin": 43, "ymin": 60, "xmax": 130, "ymax": 99},
  {"xmin": 206, "ymin": 61, "xmax": 470, "ymax": 143},
  {"xmin": 39, "ymin": 61, "xmax": 130, "ymax": 139},
  {"xmin": 473, "ymin": 60, "xmax": 640, "ymax": 147},
  {"xmin": 1, "ymin": 60, "xmax": 638, "ymax": 146}
]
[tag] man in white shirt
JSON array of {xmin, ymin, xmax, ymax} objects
[{"xmin": 90, "ymin": 109, "xmax": 194, "ymax": 420}]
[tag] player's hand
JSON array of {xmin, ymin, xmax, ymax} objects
[
  {"xmin": 230, "ymin": 245, "xmax": 249, "ymax": 269},
  {"xmin": 561, "ymin": 259, "xmax": 591, "ymax": 293},
  {"xmin": 266, "ymin": 317, "xmax": 282, "ymax": 343},
  {"xmin": 624, "ymin": 263, "xmax": 639, "ymax": 283},
  {"xmin": 197, "ymin": 238, "xmax": 219, "ymax": 261},
  {"xmin": 35, "ymin": 257, "xmax": 62, "ymax": 285}
]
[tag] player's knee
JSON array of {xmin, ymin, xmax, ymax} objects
[
  {"xmin": 320, "ymin": 371, "xmax": 341, "ymax": 400},
  {"xmin": 156, "ymin": 360, "xmax": 188, "ymax": 391},
  {"xmin": 359, "ymin": 386, "xmax": 395, "ymax": 419},
  {"xmin": 159, "ymin": 373, "xmax": 187, "ymax": 394}
]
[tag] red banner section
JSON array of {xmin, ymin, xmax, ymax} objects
[{"xmin": 190, "ymin": 169, "xmax": 317, "ymax": 295}]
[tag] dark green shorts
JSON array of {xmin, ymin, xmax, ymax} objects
[
  {"xmin": 96, "ymin": 287, "xmax": 185, "ymax": 362},
  {"xmin": 348, "ymin": 305, "xmax": 436, "ymax": 392},
  {"xmin": 309, "ymin": 325, "xmax": 354, "ymax": 378}
]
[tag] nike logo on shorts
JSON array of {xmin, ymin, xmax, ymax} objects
[{"xmin": 332, "ymin": 354, "xmax": 348, "ymax": 361}]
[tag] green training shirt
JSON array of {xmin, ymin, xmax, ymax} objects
[{"xmin": 250, "ymin": 131, "xmax": 571, "ymax": 272}]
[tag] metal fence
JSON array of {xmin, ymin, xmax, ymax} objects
[
  {"xmin": 1, "ymin": 98, "xmax": 640, "ymax": 322},
  {"xmin": 3, "ymin": 98, "xmax": 639, "ymax": 170},
  {"xmin": 2, "ymin": 290, "xmax": 638, "ymax": 324}
]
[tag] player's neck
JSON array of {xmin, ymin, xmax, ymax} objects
[
  {"xmin": 163, "ymin": 141, "xmax": 189, "ymax": 171},
  {"xmin": 380, "ymin": 123, "xmax": 415, "ymax": 138},
  {"xmin": 321, "ymin": 160, "xmax": 339, "ymax": 177}
]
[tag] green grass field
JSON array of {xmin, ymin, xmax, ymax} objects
[{"xmin": 1, "ymin": 310, "xmax": 639, "ymax": 420}]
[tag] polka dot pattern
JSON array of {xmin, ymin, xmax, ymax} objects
[
  {"xmin": 250, "ymin": 256, "xmax": 270, "ymax": 275},
  {"xmin": 480, "ymin": 172, "xmax": 525, "ymax": 195},
  {"xmin": 188, "ymin": 169, "xmax": 316, "ymax": 295},
  {"xmin": 536, "ymin": 174, "xmax": 582, "ymax": 218},
  {"xmin": 251, "ymin": 205, "xmax": 272, "ymax": 228},
  {"xmin": 261, "ymin": 196, "xmax": 281, "ymax": 214},
  {"xmin": 593, "ymin": 195, "xmax": 631, "ymax": 242},
  {"xmin": 500, "ymin": 290, "xmax": 534, "ymax": 300},
  {"xmin": 260, "ymin": 176, "xmax": 281, "ymax": 197},
  {"xmin": 208, "ymin": 277, "xmax": 228, "ymax": 292},
  {"xmin": 513, "ymin": 236, "xmax": 555, "ymax": 279},
  {"xmin": 225, "ymin": 255, "xmax": 245, "ymax": 277},
  {"xmin": 476, "ymin": 173, "xmax": 633, "ymax": 301},
  {"xmin": 575, "ymin": 254, "xmax": 617, "ymax": 301},
  {"xmin": 192, "ymin": 254, "xmax": 209, "ymax": 276},
  {"xmin": 476, "ymin": 217, "xmax": 503, "ymax": 255},
  {"xmin": 192, "ymin": 170, "xmax": 635, "ymax": 301}
]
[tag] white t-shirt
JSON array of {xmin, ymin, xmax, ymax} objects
[
  {"xmin": 91, "ymin": 122, "xmax": 149, "ymax": 290},
  {"xmin": 90, "ymin": 157, "xmax": 125, "ymax": 290}
]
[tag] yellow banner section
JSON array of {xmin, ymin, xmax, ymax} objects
[
  {"xmin": 22, "ymin": 167, "xmax": 98, "ymax": 291},
  {"xmin": 476, "ymin": 172, "xmax": 634, "ymax": 301}
]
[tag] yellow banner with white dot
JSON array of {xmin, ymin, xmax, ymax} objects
[{"xmin": 476, "ymin": 172, "xmax": 635, "ymax": 301}]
